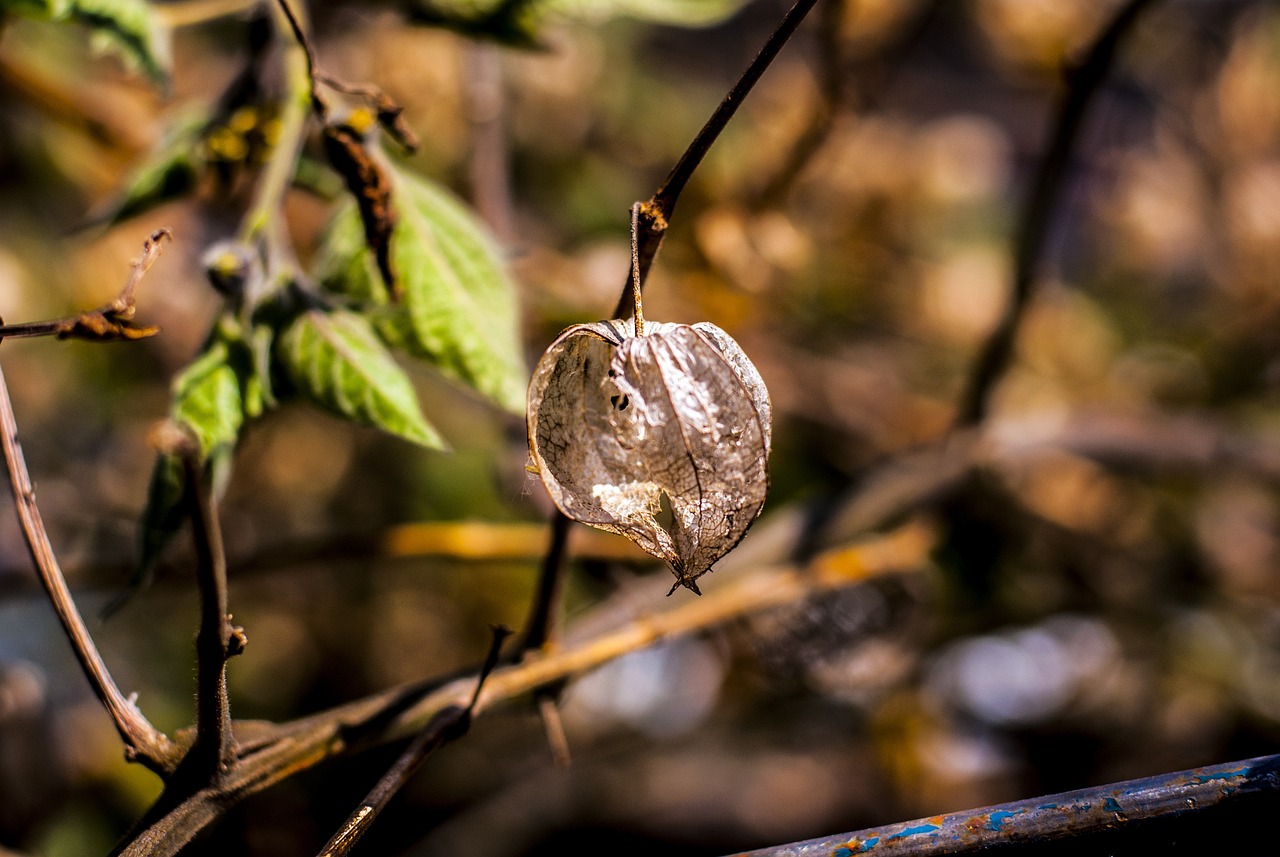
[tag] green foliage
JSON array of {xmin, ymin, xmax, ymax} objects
[
  {"xmin": 1, "ymin": 0, "xmax": 169, "ymax": 84},
  {"xmin": 171, "ymin": 334, "xmax": 248, "ymax": 457},
  {"xmin": 318, "ymin": 166, "xmax": 527, "ymax": 415},
  {"xmin": 546, "ymin": 0, "xmax": 748, "ymax": 26},
  {"xmin": 276, "ymin": 308, "xmax": 446, "ymax": 449},
  {"xmin": 133, "ymin": 453, "xmax": 185, "ymax": 585},
  {"xmin": 134, "ymin": 322, "xmax": 256, "ymax": 580},
  {"xmin": 409, "ymin": 0, "xmax": 749, "ymax": 42},
  {"xmin": 99, "ymin": 109, "xmax": 206, "ymax": 225}
]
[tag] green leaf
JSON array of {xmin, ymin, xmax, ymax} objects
[
  {"xmin": 97, "ymin": 108, "xmax": 204, "ymax": 225},
  {"xmin": 277, "ymin": 308, "xmax": 446, "ymax": 449},
  {"xmin": 71, "ymin": 0, "xmax": 169, "ymax": 84},
  {"xmin": 544, "ymin": 0, "xmax": 747, "ymax": 26},
  {"xmin": 134, "ymin": 452, "xmax": 186, "ymax": 576},
  {"xmin": 124, "ymin": 326, "xmax": 251, "ymax": 604},
  {"xmin": 4, "ymin": 0, "xmax": 170, "ymax": 84},
  {"xmin": 408, "ymin": 0, "xmax": 747, "ymax": 35},
  {"xmin": 316, "ymin": 167, "xmax": 527, "ymax": 415},
  {"xmin": 104, "ymin": 450, "xmax": 186, "ymax": 617},
  {"xmin": 407, "ymin": 0, "xmax": 541, "ymax": 46},
  {"xmin": 0, "ymin": 0, "xmax": 70, "ymax": 17},
  {"xmin": 173, "ymin": 337, "xmax": 246, "ymax": 457}
]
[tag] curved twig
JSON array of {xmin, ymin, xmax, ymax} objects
[
  {"xmin": 954, "ymin": 0, "xmax": 1161, "ymax": 426},
  {"xmin": 316, "ymin": 627, "xmax": 511, "ymax": 857},
  {"xmin": 110, "ymin": 524, "xmax": 932, "ymax": 857},
  {"xmin": 0, "ymin": 366, "xmax": 176, "ymax": 775},
  {"xmin": 612, "ymin": 0, "xmax": 821, "ymax": 317}
]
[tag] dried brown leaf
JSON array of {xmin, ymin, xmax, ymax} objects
[
  {"xmin": 527, "ymin": 318, "xmax": 771, "ymax": 593},
  {"xmin": 323, "ymin": 123, "xmax": 398, "ymax": 300}
]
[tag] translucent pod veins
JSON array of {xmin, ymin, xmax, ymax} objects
[{"xmin": 527, "ymin": 317, "xmax": 771, "ymax": 594}]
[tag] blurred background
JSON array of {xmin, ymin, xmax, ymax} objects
[{"xmin": 3, "ymin": 0, "xmax": 1280, "ymax": 854}]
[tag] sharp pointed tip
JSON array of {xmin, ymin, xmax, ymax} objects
[{"xmin": 667, "ymin": 577, "xmax": 702, "ymax": 596}]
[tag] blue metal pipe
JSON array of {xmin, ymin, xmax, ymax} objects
[{"xmin": 728, "ymin": 753, "xmax": 1280, "ymax": 856}]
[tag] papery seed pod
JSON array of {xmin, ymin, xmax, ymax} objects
[{"xmin": 527, "ymin": 317, "xmax": 771, "ymax": 594}]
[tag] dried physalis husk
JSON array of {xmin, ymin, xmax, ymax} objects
[{"xmin": 527, "ymin": 317, "xmax": 771, "ymax": 594}]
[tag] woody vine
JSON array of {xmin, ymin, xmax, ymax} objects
[{"xmin": 3, "ymin": 0, "xmax": 1277, "ymax": 855}]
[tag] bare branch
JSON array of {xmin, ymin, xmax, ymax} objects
[
  {"xmin": 273, "ymin": 0, "xmax": 327, "ymax": 118},
  {"xmin": 613, "ymin": 0, "xmax": 820, "ymax": 317},
  {"xmin": 749, "ymin": 0, "xmax": 847, "ymax": 208},
  {"xmin": 318, "ymin": 73, "xmax": 421, "ymax": 154},
  {"xmin": 464, "ymin": 43, "xmax": 511, "ymax": 237},
  {"xmin": 275, "ymin": 0, "xmax": 419, "ymax": 151},
  {"xmin": 171, "ymin": 429, "xmax": 241, "ymax": 778},
  {"xmin": 518, "ymin": 510, "xmax": 573, "ymax": 654},
  {"xmin": 0, "ymin": 364, "xmax": 176, "ymax": 775},
  {"xmin": 0, "ymin": 228, "xmax": 170, "ymax": 343},
  {"xmin": 110, "ymin": 524, "xmax": 932, "ymax": 857},
  {"xmin": 316, "ymin": 627, "xmax": 511, "ymax": 857},
  {"xmin": 954, "ymin": 0, "xmax": 1161, "ymax": 426},
  {"xmin": 749, "ymin": 0, "xmax": 942, "ymax": 208}
]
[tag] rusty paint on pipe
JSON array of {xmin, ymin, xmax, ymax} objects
[{"xmin": 727, "ymin": 754, "xmax": 1280, "ymax": 856}]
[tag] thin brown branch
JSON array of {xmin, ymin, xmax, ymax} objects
[
  {"xmin": 178, "ymin": 436, "xmax": 241, "ymax": 778},
  {"xmin": 0, "ymin": 363, "xmax": 176, "ymax": 775},
  {"xmin": 613, "ymin": 0, "xmax": 820, "ymax": 317},
  {"xmin": 518, "ymin": 510, "xmax": 573, "ymax": 653},
  {"xmin": 537, "ymin": 693, "xmax": 572, "ymax": 768},
  {"xmin": 749, "ymin": 0, "xmax": 846, "ymax": 208},
  {"xmin": 110, "ymin": 523, "xmax": 932, "ymax": 857},
  {"xmin": 0, "ymin": 229, "xmax": 170, "ymax": 343},
  {"xmin": 518, "ymin": 510, "xmax": 574, "ymax": 763},
  {"xmin": 464, "ymin": 42, "xmax": 512, "ymax": 238},
  {"xmin": 749, "ymin": 0, "xmax": 942, "ymax": 208},
  {"xmin": 316, "ymin": 627, "xmax": 511, "ymax": 857},
  {"xmin": 954, "ymin": 0, "xmax": 1160, "ymax": 426},
  {"xmin": 629, "ymin": 201, "xmax": 645, "ymax": 334},
  {"xmin": 273, "ymin": 0, "xmax": 327, "ymax": 118},
  {"xmin": 321, "ymin": 73, "xmax": 421, "ymax": 154},
  {"xmin": 275, "ymin": 0, "xmax": 419, "ymax": 152}
]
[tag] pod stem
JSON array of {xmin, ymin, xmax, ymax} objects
[{"xmin": 630, "ymin": 201, "xmax": 645, "ymax": 336}]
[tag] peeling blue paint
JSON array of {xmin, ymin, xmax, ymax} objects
[
  {"xmin": 835, "ymin": 836, "xmax": 880, "ymax": 855},
  {"xmin": 886, "ymin": 824, "xmax": 940, "ymax": 841},
  {"xmin": 733, "ymin": 753, "xmax": 1280, "ymax": 857},
  {"xmin": 985, "ymin": 810, "xmax": 1019, "ymax": 831},
  {"xmin": 1193, "ymin": 769, "xmax": 1244, "ymax": 784}
]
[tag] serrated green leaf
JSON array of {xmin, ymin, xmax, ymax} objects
[
  {"xmin": 173, "ymin": 337, "xmax": 245, "ymax": 456},
  {"xmin": 5, "ymin": 0, "xmax": 170, "ymax": 84},
  {"xmin": 316, "ymin": 167, "xmax": 527, "ymax": 415},
  {"xmin": 277, "ymin": 308, "xmax": 446, "ymax": 449}
]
